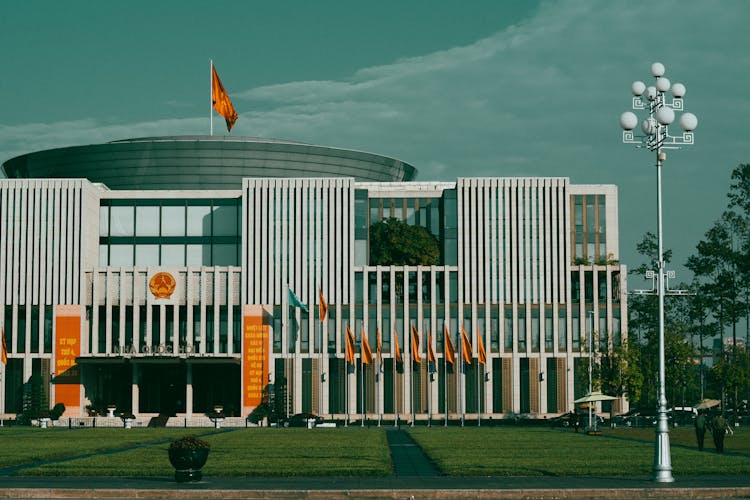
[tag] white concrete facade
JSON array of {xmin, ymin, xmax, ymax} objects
[{"xmin": 0, "ymin": 175, "xmax": 627, "ymax": 420}]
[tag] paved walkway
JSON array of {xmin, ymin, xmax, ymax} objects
[
  {"xmin": 0, "ymin": 428, "xmax": 749, "ymax": 499},
  {"xmin": 1, "ymin": 474, "xmax": 749, "ymax": 499},
  {"xmin": 386, "ymin": 428, "xmax": 440, "ymax": 477}
]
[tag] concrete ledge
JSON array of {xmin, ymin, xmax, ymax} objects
[{"xmin": 0, "ymin": 488, "xmax": 749, "ymax": 500}]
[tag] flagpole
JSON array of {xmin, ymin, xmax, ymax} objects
[
  {"xmin": 444, "ymin": 352, "xmax": 448, "ymax": 426},
  {"xmin": 394, "ymin": 329, "xmax": 398, "ymax": 429},
  {"xmin": 410, "ymin": 327, "xmax": 414, "ymax": 428},
  {"xmin": 459, "ymin": 327, "xmax": 464, "ymax": 427},
  {"xmin": 377, "ymin": 347, "xmax": 381, "ymax": 427},
  {"xmin": 345, "ymin": 325, "xmax": 349, "ymax": 428},
  {"xmin": 444, "ymin": 325, "xmax": 448, "ymax": 427},
  {"xmin": 209, "ymin": 59, "xmax": 213, "ymax": 136},
  {"xmin": 427, "ymin": 329, "xmax": 431, "ymax": 428},
  {"xmin": 377, "ymin": 328, "xmax": 381, "ymax": 428},
  {"xmin": 360, "ymin": 343, "xmax": 364, "ymax": 427},
  {"xmin": 478, "ymin": 358, "xmax": 482, "ymax": 427},
  {"xmin": 318, "ymin": 318, "xmax": 322, "ymax": 418}
]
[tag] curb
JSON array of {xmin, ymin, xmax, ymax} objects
[{"xmin": 1, "ymin": 488, "xmax": 749, "ymax": 500}]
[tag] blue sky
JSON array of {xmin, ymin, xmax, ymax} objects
[{"xmin": 2, "ymin": 1, "xmax": 749, "ymax": 282}]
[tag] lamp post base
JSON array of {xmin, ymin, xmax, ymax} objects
[{"xmin": 653, "ymin": 421, "xmax": 674, "ymax": 483}]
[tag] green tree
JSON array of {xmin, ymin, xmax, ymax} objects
[
  {"xmin": 600, "ymin": 339, "xmax": 644, "ymax": 404},
  {"xmin": 369, "ymin": 218, "xmax": 440, "ymax": 266},
  {"xmin": 710, "ymin": 345, "xmax": 750, "ymax": 413},
  {"xmin": 626, "ymin": 233, "xmax": 701, "ymax": 408},
  {"xmin": 628, "ymin": 232, "xmax": 670, "ymax": 343}
]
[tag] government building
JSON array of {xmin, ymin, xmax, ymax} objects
[{"xmin": 0, "ymin": 136, "xmax": 627, "ymax": 423}]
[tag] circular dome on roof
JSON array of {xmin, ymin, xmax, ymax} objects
[{"xmin": 2, "ymin": 136, "xmax": 417, "ymax": 190}]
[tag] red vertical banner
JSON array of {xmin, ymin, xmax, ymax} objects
[
  {"xmin": 54, "ymin": 305, "xmax": 81, "ymax": 415},
  {"xmin": 242, "ymin": 305, "xmax": 269, "ymax": 414}
]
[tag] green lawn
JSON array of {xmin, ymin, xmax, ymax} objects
[
  {"xmin": 0, "ymin": 428, "xmax": 215, "ymax": 467},
  {"xmin": 9, "ymin": 428, "xmax": 391, "ymax": 477},
  {"xmin": 4, "ymin": 426, "xmax": 749, "ymax": 478},
  {"xmin": 407, "ymin": 427, "xmax": 750, "ymax": 476}
]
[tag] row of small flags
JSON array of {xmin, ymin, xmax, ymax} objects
[
  {"xmin": 290, "ymin": 287, "xmax": 486, "ymax": 368},
  {"xmin": 347, "ymin": 324, "xmax": 486, "ymax": 367}
]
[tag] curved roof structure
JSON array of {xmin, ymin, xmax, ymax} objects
[{"xmin": 1, "ymin": 136, "xmax": 417, "ymax": 190}]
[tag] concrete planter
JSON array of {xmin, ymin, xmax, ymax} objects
[{"xmin": 168, "ymin": 448, "xmax": 210, "ymax": 482}]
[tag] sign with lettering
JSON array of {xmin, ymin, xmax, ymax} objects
[
  {"xmin": 54, "ymin": 305, "xmax": 81, "ymax": 414},
  {"xmin": 242, "ymin": 305, "xmax": 270, "ymax": 412}
]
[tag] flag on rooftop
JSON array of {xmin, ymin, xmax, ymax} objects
[{"xmin": 211, "ymin": 62, "xmax": 239, "ymax": 132}]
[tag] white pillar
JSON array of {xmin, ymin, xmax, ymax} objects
[
  {"xmin": 131, "ymin": 364, "xmax": 139, "ymax": 414},
  {"xmin": 186, "ymin": 363, "xmax": 193, "ymax": 417}
]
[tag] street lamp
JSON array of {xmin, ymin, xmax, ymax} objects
[
  {"xmin": 620, "ymin": 62, "xmax": 698, "ymax": 483},
  {"xmin": 588, "ymin": 310, "xmax": 594, "ymax": 433}
]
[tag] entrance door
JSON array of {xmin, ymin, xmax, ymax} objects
[{"xmin": 139, "ymin": 364, "xmax": 186, "ymax": 415}]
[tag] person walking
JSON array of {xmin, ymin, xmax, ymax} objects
[
  {"xmin": 694, "ymin": 409, "xmax": 707, "ymax": 451},
  {"xmin": 711, "ymin": 412, "xmax": 727, "ymax": 453}
]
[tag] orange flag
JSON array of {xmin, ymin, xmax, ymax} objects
[
  {"xmin": 427, "ymin": 328, "xmax": 436, "ymax": 363},
  {"xmin": 376, "ymin": 328, "xmax": 382, "ymax": 364},
  {"xmin": 318, "ymin": 288, "xmax": 328, "ymax": 323},
  {"xmin": 411, "ymin": 325, "xmax": 422, "ymax": 364},
  {"xmin": 444, "ymin": 324, "xmax": 455, "ymax": 365},
  {"xmin": 345, "ymin": 324, "xmax": 356, "ymax": 364},
  {"xmin": 361, "ymin": 327, "xmax": 373, "ymax": 365},
  {"xmin": 393, "ymin": 329, "xmax": 403, "ymax": 363},
  {"xmin": 461, "ymin": 325, "xmax": 472, "ymax": 365},
  {"xmin": 477, "ymin": 327, "xmax": 487, "ymax": 365},
  {"xmin": 211, "ymin": 63, "xmax": 239, "ymax": 132},
  {"xmin": 1, "ymin": 328, "xmax": 7, "ymax": 365}
]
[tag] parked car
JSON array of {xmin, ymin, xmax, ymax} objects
[
  {"xmin": 613, "ymin": 408, "xmax": 658, "ymax": 427},
  {"xmin": 668, "ymin": 407, "xmax": 697, "ymax": 427},
  {"xmin": 282, "ymin": 412, "xmax": 322, "ymax": 428},
  {"xmin": 551, "ymin": 412, "xmax": 603, "ymax": 429}
]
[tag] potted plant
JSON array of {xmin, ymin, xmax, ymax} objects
[
  {"xmin": 106, "ymin": 403, "xmax": 117, "ymax": 417},
  {"xmin": 120, "ymin": 411, "xmax": 136, "ymax": 429},
  {"xmin": 167, "ymin": 435, "xmax": 211, "ymax": 482}
]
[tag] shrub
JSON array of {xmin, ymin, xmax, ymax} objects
[{"xmin": 169, "ymin": 435, "xmax": 211, "ymax": 451}]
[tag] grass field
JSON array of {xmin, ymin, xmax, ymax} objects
[
  {"xmin": 0, "ymin": 428, "xmax": 218, "ymax": 468},
  {"xmin": 4, "ymin": 428, "xmax": 391, "ymax": 477},
  {"xmin": 2, "ymin": 425, "xmax": 749, "ymax": 477},
  {"xmin": 407, "ymin": 426, "xmax": 750, "ymax": 476}
]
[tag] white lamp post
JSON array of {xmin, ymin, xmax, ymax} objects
[
  {"xmin": 620, "ymin": 62, "xmax": 698, "ymax": 483},
  {"xmin": 588, "ymin": 310, "xmax": 594, "ymax": 433}
]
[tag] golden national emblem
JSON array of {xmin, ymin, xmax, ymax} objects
[{"xmin": 149, "ymin": 272, "xmax": 176, "ymax": 299}]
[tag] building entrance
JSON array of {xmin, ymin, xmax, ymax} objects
[
  {"xmin": 138, "ymin": 363, "xmax": 186, "ymax": 415},
  {"xmin": 192, "ymin": 364, "xmax": 240, "ymax": 416}
]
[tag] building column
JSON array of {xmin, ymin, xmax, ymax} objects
[
  {"xmin": 131, "ymin": 364, "xmax": 139, "ymax": 414},
  {"xmin": 186, "ymin": 363, "xmax": 193, "ymax": 416}
]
